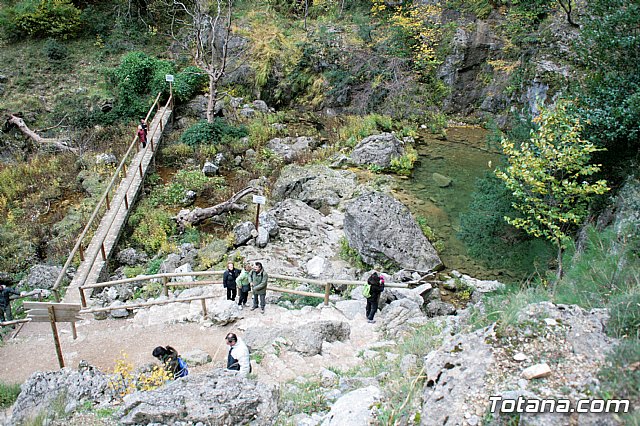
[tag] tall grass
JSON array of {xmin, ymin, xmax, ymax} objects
[{"xmin": 0, "ymin": 382, "xmax": 21, "ymax": 408}]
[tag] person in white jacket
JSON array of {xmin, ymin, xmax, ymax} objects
[{"xmin": 225, "ymin": 333, "xmax": 251, "ymax": 375}]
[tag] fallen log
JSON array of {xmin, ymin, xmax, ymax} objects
[
  {"xmin": 7, "ymin": 114, "xmax": 78, "ymax": 153},
  {"xmin": 175, "ymin": 186, "xmax": 258, "ymax": 231}
]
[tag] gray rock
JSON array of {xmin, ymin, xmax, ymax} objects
[
  {"xmin": 432, "ymin": 172, "xmax": 452, "ymax": 188},
  {"xmin": 267, "ymin": 136, "xmax": 317, "ymax": 163},
  {"xmin": 202, "ymin": 161, "xmax": 219, "ymax": 176},
  {"xmin": 306, "ymin": 256, "xmax": 325, "ymax": 278},
  {"xmin": 9, "ymin": 365, "xmax": 113, "ymax": 426},
  {"xmin": 272, "ymin": 164, "xmax": 357, "ymax": 210},
  {"xmin": 421, "ymin": 328, "xmax": 495, "ymax": 426},
  {"xmin": 109, "ymin": 300, "xmax": 131, "ymax": 319},
  {"xmin": 522, "ymin": 363, "xmax": 552, "ymax": 380},
  {"xmin": 380, "ymin": 298, "xmax": 424, "ymax": 338},
  {"xmin": 0, "ymin": 74, "xmax": 7, "ymax": 83},
  {"xmin": 239, "ymin": 106, "xmax": 256, "ymax": 118},
  {"xmin": 400, "ymin": 354, "xmax": 418, "ymax": 375},
  {"xmin": 19, "ymin": 264, "xmax": 66, "ymax": 291},
  {"xmin": 252, "ymin": 100, "xmax": 270, "ymax": 113},
  {"xmin": 181, "ymin": 190, "xmax": 197, "ymax": 206},
  {"xmin": 320, "ymin": 368, "xmax": 339, "ymax": 388},
  {"xmin": 234, "ymin": 221, "xmax": 256, "ymax": 246},
  {"xmin": 323, "ymin": 386, "xmax": 381, "ymax": 426},
  {"xmin": 95, "ymin": 153, "xmax": 117, "ymax": 167},
  {"xmin": 245, "ymin": 320, "xmax": 350, "ymax": 356},
  {"xmin": 350, "ymin": 133, "xmax": 404, "ymax": 168},
  {"xmin": 256, "ymin": 226, "xmax": 269, "ymax": 248},
  {"xmin": 184, "ymin": 95, "xmax": 208, "ymax": 119},
  {"xmin": 159, "ymin": 253, "xmax": 182, "ymax": 274},
  {"xmin": 207, "ymin": 299, "xmax": 242, "ymax": 325},
  {"xmin": 270, "ymin": 199, "xmax": 325, "ymax": 231},
  {"xmin": 182, "ymin": 349, "xmax": 212, "ymax": 366},
  {"xmin": 335, "ymin": 300, "xmax": 365, "ymax": 320},
  {"xmin": 258, "ymin": 211, "xmax": 279, "ymax": 237},
  {"xmin": 425, "ymin": 300, "xmax": 457, "ymax": 317},
  {"xmin": 116, "ymin": 248, "xmax": 149, "ymax": 267},
  {"xmin": 118, "ymin": 369, "xmax": 279, "ymax": 425},
  {"xmin": 343, "ymin": 192, "xmax": 443, "ymax": 272}
]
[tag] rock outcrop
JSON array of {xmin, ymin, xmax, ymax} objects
[
  {"xmin": 267, "ymin": 136, "xmax": 317, "ymax": 163},
  {"xmin": 343, "ymin": 192, "xmax": 443, "ymax": 272},
  {"xmin": 118, "ymin": 369, "xmax": 279, "ymax": 425},
  {"xmin": 350, "ymin": 133, "xmax": 405, "ymax": 167}
]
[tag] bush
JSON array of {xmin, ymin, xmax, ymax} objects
[
  {"xmin": 173, "ymin": 66, "xmax": 207, "ymax": 102},
  {"xmin": 15, "ymin": 0, "xmax": 81, "ymax": 40},
  {"xmin": 0, "ymin": 382, "xmax": 21, "ymax": 409},
  {"xmin": 598, "ymin": 339, "xmax": 640, "ymax": 400},
  {"xmin": 43, "ymin": 38, "xmax": 68, "ymax": 61},
  {"xmin": 160, "ymin": 144, "xmax": 194, "ymax": 166},
  {"xmin": 180, "ymin": 119, "xmax": 248, "ymax": 147},
  {"xmin": 127, "ymin": 200, "xmax": 176, "ymax": 254},
  {"xmin": 607, "ymin": 292, "xmax": 640, "ymax": 339}
]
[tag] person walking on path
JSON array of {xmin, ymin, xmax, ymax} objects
[
  {"xmin": 137, "ymin": 124, "xmax": 147, "ymax": 149},
  {"xmin": 140, "ymin": 118, "xmax": 148, "ymax": 138},
  {"xmin": 365, "ymin": 272, "xmax": 384, "ymax": 323},
  {"xmin": 236, "ymin": 263, "xmax": 252, "ymax": 308},
  {"xmin": 223, "ymin": 262, "xmax": 240, "ymax": 302},
  {"xmin": 0, "ymin": 278, "xmax": 23, "ymax": 323},
  {"xmin": 225, "ymin": 332, "xmax": 251, "ymax": 376},
  {"xmin": 250, "ymin": 262, "xmax": 268, "ymax": 314}
]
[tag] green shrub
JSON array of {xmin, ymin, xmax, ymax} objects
[
  {"xmin": 598, "ymin": 339, "xmax": 640, "ymax": 400},
  {"xmin": 160, "ymin": 143, "xmax": 195, "ymax": 166},
  {"xmin": 123, "ymin": 266, "xmax": 145, "ymax": 278},
  {"xmin": 15, "ymin": 0, "xmax": 81, "ymax": 40},
  {"xmin": 173, "ymin": 66, "xmax": 207, "ymax": 102},
  {"xmin": 145, "ymin": 257, "xmax": 164, "ymax": 275},
  {"xmin": 43, "ymin": 38, "xmax": 68, "ymax": 61},
  {"xmin": 0, "ymin": 382, "xmax": 21, "ymax": 409},
  {"xmin": 127, "ymin": 201, "xmax": 176, "ymax": 254},
  {"xmin": 180, "ymin": 119, "xmax": 248, "ymax": 147},
  {"xmin": 389, "ymin": 146, "xmax": 418, "ymax": 176},
  {"xmin": 607, "ymin": 292, "xmax": 640, "ymax": 339},
  {"xmin": 339, "ymin": 237, "xmax": 369, "ymax": 270}
]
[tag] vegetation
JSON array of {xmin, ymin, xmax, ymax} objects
[
  {"xmin": 109, "ymin": 352, "xmax": 171, "ymax": 398},
  {"xmin": 0, "ymin": 381, "xmax": 21, "ymax": 408}
]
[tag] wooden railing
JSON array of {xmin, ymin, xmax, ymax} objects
[
  {"xmin": 78, "ymin": 270, "xmax": 408, "ymax": 309},
  {"xmin": 51, "ymin": 93, "xmax": 170, "ymax": 301}
]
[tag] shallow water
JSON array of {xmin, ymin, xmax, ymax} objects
[{"xmin": 393, "ymin": 126, "xmax": 511, "ymax": 280}]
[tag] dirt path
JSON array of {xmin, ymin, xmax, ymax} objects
[{"xmin": 0, "ymin": 294, "xmax": 378, "ymax": 385}]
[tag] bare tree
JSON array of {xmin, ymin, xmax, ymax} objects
[
  {"xmin": 165, "ymin": 0, "xmax": 234, "ymax": 122},
  {"xmin": 557, "ymin": 0, "xmax": 579, "ymax": 28}
]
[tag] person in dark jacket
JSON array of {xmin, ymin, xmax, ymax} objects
[
  {"xmin": 236, "ymin": 263, "xmax": 252, "ymax": 308},
  {"xmin": 365, "ymin": 272, "xmax": 384, "ymax": 323},
  {"xmin": 137, "ymin": 125, "xmax": 147, "ymax": 148},
  {"xmin": 223, "ymin": 262, "xmax": 240, "ymax": 301},
  {"xmin": 0, "ymin": 282, "xmax": 22, "ymax": 323},
  {"xmin": 152, "ymin": 345, "xmax": 188, "ymax": 379},
  {"xmin": 250, "ymin": 262, "xmax": 268, "ymax": 313}
]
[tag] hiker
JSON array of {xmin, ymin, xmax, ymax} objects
[
  {"xmin": 140, "ymin": 118, "xmax": 148, "ymax": 139},
  {"xmin": 223, "ymin": 262, "xmax": 240, "ymax": 301},
  {"xmin": 365, "ymin": 272, "xmax": 385, "ymax": 324},
  {"xmin": 225, "ymin": 332, "xmax": 251, "ymax": 375},
  {"xmin": 152, "ymin": 345, "xmax": 188, "ymax": 379},
  {"xmin": 137, "ymin": 125, "xmax": 147, "ymax": 149},
  {"xmin": 236, "ymin": 262, "xmax": 252, "ymax": 308},
  {"xmin": 0, "ymin": 280, "xmax": 23, "ymax": 323},
  {"xmin": 250, "ymin": 262, "xmax": 268, "ymax": 314}
]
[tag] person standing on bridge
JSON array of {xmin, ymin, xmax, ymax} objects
[
  {"xmin": 140, "ymin": 118, "xmax": 148, "ymax": 138},
  {"xmin": 223, "ymin": 262, "xmax": 240, "ymax": 302},
  {"xmin": 236, "ymin": 262, "xmax": 252, "ymax": 308},
  {"xmin": 137, "ymin": 124, "xmax": 147, "ymax": 149},
  {"xmin": 250, "ymin": 262, "xmax": 268, "ymax": 314}
]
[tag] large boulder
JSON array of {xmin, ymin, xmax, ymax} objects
[
  {"xmin": 116, "ymin": 248, "xmax": 149, "ymax": 267},
  {"xmin": 18, "ymin": 264, "xmax": 67, "ymax": 291},
  {"xmin": 9, "ymin": 365, "xmax": 113, "ymax": 426},
  {"xmin": 244, "ymin": 320, "xmax": 350, "ymax": 356},
  {"xmin": 323, "ymin": 386, "xmax": 382, "ymax": 426},
  {"xmin": 118, "ymin": 369, "xmax": 279, "ymax": 425},
  {"xmin": 270, "ymin": 199, "xmax": 326, "ymax": 231},
  {"xmin": 350, "ymin": 133, "xmax": 404, "ymax": 167},
  {"xmin": 206, "ymin": 299, "xmax": 243, "ymax": 325},
  {"xmin": 234, "ymin": 221, "xmax": 256, "ymax": 246},
  {"xmin": 267, "ymin": 136, "xmax": 317, "ymax": 163},
  {"xmin": 343, "ymin": 192, "xmax": 443, "ymax": 272},
  {"xmin": 272, "ymin": 164, "xmax": 356, "ymax": 210}
]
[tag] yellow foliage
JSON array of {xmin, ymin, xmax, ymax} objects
[
  {"xmin": 487, "ymin": 59, "xmax": 519, "ymax": 74},
  {"xmin": 109, "ymin": 352, "xmax": 172, "ymax": 398}
]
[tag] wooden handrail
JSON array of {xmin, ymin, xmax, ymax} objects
[{"xmin": 52, "ymin": 93, "xmax": 165, "ymax": 301}]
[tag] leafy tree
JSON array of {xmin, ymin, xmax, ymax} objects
[
  {"xmin": 14, "ymin": 0, "xmax": 81, "ymax": 40},
  {"xmin": 495, "ymin": 101, "xmax": 609, "ymax": 280}
]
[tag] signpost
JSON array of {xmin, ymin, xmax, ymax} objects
[
  {"xmin": 165, "ymin": 74, "xmax": 174, "ymax": 108},
  {"xmin": 252, "ymin": 195, "xmax": 266, "ymax": 231},
  {"xmin": 24, "ymin": 302, "xmax": 82, "ymax": 368}
]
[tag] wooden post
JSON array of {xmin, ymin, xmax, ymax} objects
[
  {"xmin": 79, "ymin": 245, "xmax": 85, "ymax": 261},
  {"xmin": 324, "ymin": 282, "xmax": 331, "ymax": 306},
  {"xmin": 79, "ymin": 287, "xmax": 87, "ymax": 308},
  {"xmin": 100, "ymin": 243, "xmax": 107, "ymax": 261},
  {"xmin": 139, "ymin": 163, "xmax": 143, "ymax": 178},
  {"xmin": 150, "ymin": 137, "xmax": 155, "ymax": 151},
  {"xmin": 105, "ymin": 193, "xmax": 110, "ymax": 210},
  {"xmin": 70, "ymin": 321, "xmax": 77, "ymax": 340},
  {"xmin": 163, "ymin": 276, "xmax": 169, "ymax": 297},
  {"xmin": 53, "ymin": 289, "xmax": 60, "ymax": 303},
  {"xmin": 48, "ymin": 306, "xmax": 65, "ymax": 369},
  {"xmin": 201, "ymin": 298, "xmax": 208, "ymax": 319},
  {"xmin": 123, "ymin": 163, "xmax": 127, "ymax": 176},
  {"xmin": 255, "ymin": 203, "xmax": 261, "ymax": 231},
  {"xmin": 124, "ymin": 194, "xmax": 129, "ymax": 210}
]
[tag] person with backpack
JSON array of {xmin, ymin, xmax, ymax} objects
[
  {"xmin": 365, "ymin": 272, "xmax": 385, "ymax": 324},
  {"xmin": 140, "ymin": 118, "xmax": 148, "ymax": 139},
  {"xmin": 225, "ymin": 332, "xmax": 251, "ymax": 376},
  {"xmin": 152, "ymin": 345, "xmax": 188, "ymax": 380},
  {"xmin": 137, "ymin": 125, "xmax": 147, "ymax": 149},
  {"xmin": 0, "ymin": 276, "xmax": 24, "ymax": 323},
  {"xmin": 236, "ymin": 262, "xmax": 252, "ymax": 308},
  {"xmin": 223, "ymin": 262, "xmax": 241, "ymax": 302},
  {"xmin": 250, "ymin": 262, "xmax": 268, "ymax": 314}
]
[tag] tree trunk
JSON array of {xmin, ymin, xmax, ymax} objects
[
  {"xmin": 207, "ymin": 77, "xmax": 216, "ymax": 123},
  {"xmin": 175, "ymin": 186, "xmax": 258, "ymax": 231},
  {"xmin": 7, "ymin": 115, "xmax": 78, "ymax": 153}
]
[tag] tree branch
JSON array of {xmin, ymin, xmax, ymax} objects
[
  {"xmin": 7, "ymin": 115, "xmax": 78, "ymax": 154},
  {"xmin": 175, "ymin": 186, "xmax": 258, "ymax": 231}
]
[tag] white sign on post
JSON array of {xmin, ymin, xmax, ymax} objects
[
  {"xmin": 252, "ymin": 195, "xmax": 266, "ymax": 205},
  {"xmin": 165, "ymin": 74, "xmax": 174, "ymax": 82}
]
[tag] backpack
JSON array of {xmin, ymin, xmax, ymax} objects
[
  {"xmin": 361, "ymin": 283, "xmax": 371, "ymax": 298},
  {"xmin": 176, "ymin": 357, "xmax": 189, "ymax": 378}
]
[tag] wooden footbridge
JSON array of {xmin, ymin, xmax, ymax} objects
[{"xmin": 50, "ymin": 93, "xmax": 173, "ymax": 305}]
